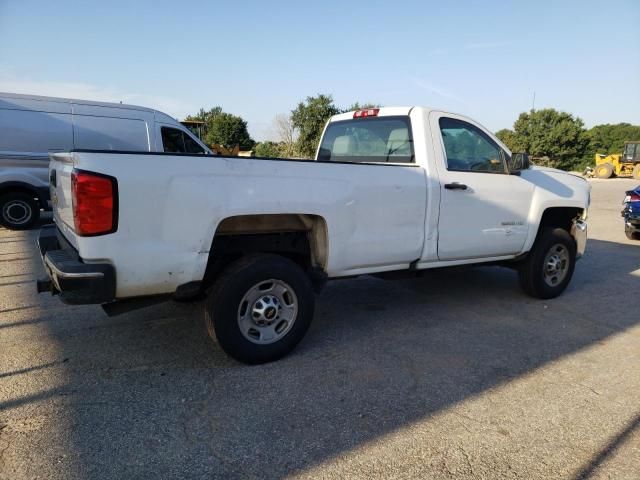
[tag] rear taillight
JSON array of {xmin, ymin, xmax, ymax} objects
[
  {"xmin": 353, "ymin": 108, "xmax": 380, "ymax": 118},
  {"xmin": 71, "ymin": 170, "xmax": 117, "ymax": 236},
  {"xmin": 629, "ymin": 192, "xmax": 640, "ymax": 202}
]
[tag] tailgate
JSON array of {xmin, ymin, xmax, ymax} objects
[{"xmin": 49, "ymin": 152, "xmax": 78, "ymax": 248}]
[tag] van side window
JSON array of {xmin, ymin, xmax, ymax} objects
[
  {"xmin": 161, "ymin": 127, "xmax": 205, "ymax": 154},
  {"xmin": 439, "ymin": 117, "xmax": 506, "ymax": 173}
]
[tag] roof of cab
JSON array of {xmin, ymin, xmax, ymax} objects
[{"xmin": 328, "ymin": 106, "xmax": 446, "ymax": 123}]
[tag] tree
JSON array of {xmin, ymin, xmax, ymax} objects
[
  {"xmin": 207, "ymin": 113, "xmax": 255, "ymax": 150},
  {"xmin": 272, "ymin": 113, "xmax": 297, "ymax": 157},
  {"xmin": 508, "ymin": 109, "xmax": 588, "ymax": 170},
  {"xmin": 345, "ymin": 102, "xmax": 382, "ymax": 111},
  {"xmin": 583, "ymin": 123, "xmax": 640, "ymax": 159},
  {"xmin": 185, "ymin": 106, "xmax": 223, "ymax": 125},
  {"xmin": 253, "ymin": 141, "xmax": 282, "ymax": 158},
  {"xmin": 495, "ymin": 128, "xmax": 521, "ymax": 152},
  {"xmin": 291, "ymin": 94, "xmax": 341, "ymax": 158},
  {"xmin": 185, "ymin": 107, "xmax": 255, "ymax": 150}
]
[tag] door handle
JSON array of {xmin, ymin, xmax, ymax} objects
[{"xmin": 444, "ymin": 182, "xmax": 467, "ymax": 190}]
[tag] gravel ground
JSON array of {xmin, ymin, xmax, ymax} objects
[{"xmin": 0, "ymin": 178, "xmax": 638, "ymax": 480}]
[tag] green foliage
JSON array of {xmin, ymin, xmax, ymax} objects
[
  {"xmin": 346, "ymin": 102, "xmax": 382, "ymax": 111},
  {"xmin": 582, "ymin": 123, "xmax": 640, "ymax": 163},
  {"xmin": 253, "ymin": 141, "xmax": 282, "ymax": 158},
  {"xmin": 497, "ymin": 111, "xmax": 640, "ymax": 171},
  {"xmin": 495, "ymin": 128, "xmax": 520, "ymax": 152},
  {"xmin": 510, "ymin": 109, "xmax": 588, "ymax": 170},
  {"xmin": 185, "ymin": 106, "xmax": 223, "ymax": 125},
  {"xmin": 208, "ymin": 113, "xmax": 255, "ymax": 150},
  {"xmin": 291, "ymin": 94, "xmax": 342, "ymax": 158},
  {"xmin": 185, "ymin": 107, "xmax": 254, "ymax": 150}
]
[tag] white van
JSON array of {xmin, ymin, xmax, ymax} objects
[{"xmin": 0, "ymin": 92, "xmax": 210, "ymax": 229}]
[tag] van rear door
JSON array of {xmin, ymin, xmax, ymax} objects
[{"xmin": 0, "ymin": 96, "xmax": 73, "ymax": 197}]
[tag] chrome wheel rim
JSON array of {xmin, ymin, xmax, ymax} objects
[
  {"xmin": 543, "ymin": 243, "xmax": 569, "ymax": 287},
  {"xmin": 2, "ymin": 200, "xmax": 32, "ymax": 225},
  {"xmin": 237, "ymin": 279, "xmax": 298, "ymax": 345}
]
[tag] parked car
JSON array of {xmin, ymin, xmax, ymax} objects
[
  {"xmin": 622, "ymin": 185, "xmax": 640, "ymax": 240},
  {"xmin": 38, "ymin": 106, "xmax": 590, "ymax": 364},
  {"xmin": 0, "ymin": 92, "xmax": 209, "ymax": 229}
]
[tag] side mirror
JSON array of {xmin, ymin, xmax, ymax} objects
[{"xmin": 508, "ymin": 153, "xmax": 530, "ymax": 173}]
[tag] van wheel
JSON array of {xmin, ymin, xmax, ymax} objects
[
  {"xmin": 518, "ymin": 227, "xmax": 576, "ymax": 299},
  {"xmin": 204, "ymin": 254, "xmax": 315, "ymax": 364},
  {"xmin": 0, "ymin": 192, "xmax": 39, "ymax": 230}
]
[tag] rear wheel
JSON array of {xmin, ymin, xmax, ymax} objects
[
  {"xmin": 0, "ymin": 192, "xmax": 39, "ymax": 230},
  {"xmin": 594, "ymin": 163, "xmax": 613, "ymax": 179},
  {"xmin": 632, "ymin": 164, "xmax": 640, "ymax": 180},
  {"xmin": 204, "ymin": 254, "xmax": 315, "ymax": 364},
  {"xmin": 518, "ymin": 227, "xmax": 577, "ymax": 299}
]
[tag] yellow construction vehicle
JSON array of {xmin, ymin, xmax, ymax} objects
[{"xmin": 593, "ymin": 141, "xmax": 640, "ymax": 179}]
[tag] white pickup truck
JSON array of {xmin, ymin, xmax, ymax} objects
[{"xmin": 37, "ymin": 107, "xmax": 590, "ymax": 364}]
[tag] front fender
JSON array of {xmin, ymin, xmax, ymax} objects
[{"xmin": 521, "ymin": 168, "xmax": 591, "ymax": 252}]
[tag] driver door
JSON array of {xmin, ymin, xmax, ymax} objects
[{"xmin": 433, "ymin": 113, "xmax": 532, "ymax": 260}]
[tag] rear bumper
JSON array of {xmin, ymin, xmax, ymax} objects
[{"xmin": 37, "ymin": 225, "xmax": 116, "ymax": 304}]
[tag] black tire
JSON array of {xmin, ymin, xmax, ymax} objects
[
  {"xmin": 518, "ymin": 227, "xmax": 577, "ymax": 299},
  {"xmin": 594, "ymin": 163, "xmax": 613, "ymax": 179},
  {"xmin": 0, "ymin": 192, "xmax": 39, "ymax": 230},
  {"xmin": 633, "ymin": 164, "xmax": 640, "ymax": 181},
  {"xmin": 625, "ymin": 224, "xmax": 640, "ymax": 241},
  {"xmin": 204, "ymin": 254, "xmax": 315, "ymax": 364}
]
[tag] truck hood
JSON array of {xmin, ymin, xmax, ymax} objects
[
  {"xmin": 528, "ymin": 165, "xmax": 585, "ymax": 179},
  {"xmin": 520, "ymin": 165, "xmax": 591, "ymax": 202}
]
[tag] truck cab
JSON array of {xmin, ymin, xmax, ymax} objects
[{"xmin": 317, "ymin": 107, "xmax": 588, "ymax": 265}]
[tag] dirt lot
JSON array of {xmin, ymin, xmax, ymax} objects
[{"xmin": 1, "ymin": 178, "xmax": 638, "ymax": 480}]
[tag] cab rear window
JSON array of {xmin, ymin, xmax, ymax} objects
[{"xmin": 317, "ymin": 116, "xmax": 414, "ymax": 163}]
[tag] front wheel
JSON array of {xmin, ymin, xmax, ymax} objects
[
  {"xmin": 518, "ymin": 227, "xmax": 577, "ymax": 299},
  {"xmin": 204, "ymin": 254, "xmax": 315, "ymax": 364},
  {"xmin": 625, "ymin": 224, "xmax": 640, "ymax": 241}
]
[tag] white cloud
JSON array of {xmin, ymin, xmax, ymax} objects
[
  {"xmin": 0, "ymin": 73, "xmax": 196, "ymax": 120},
  {"xmin": 428, "ymin": 48, "xmax": 448, "ymax": 56},
  {"xmin": 411, "ymin": 77, "xmax": 464, "ymax": 103}
]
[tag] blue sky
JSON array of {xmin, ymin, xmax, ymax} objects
[{"xmin": 1, "ymin": 0, "xmax": 638, "ymax": 140}]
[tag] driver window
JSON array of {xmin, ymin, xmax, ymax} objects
[{"xmin": 439, "ymin": 117, "xmax": 506, "ymax": 173}]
